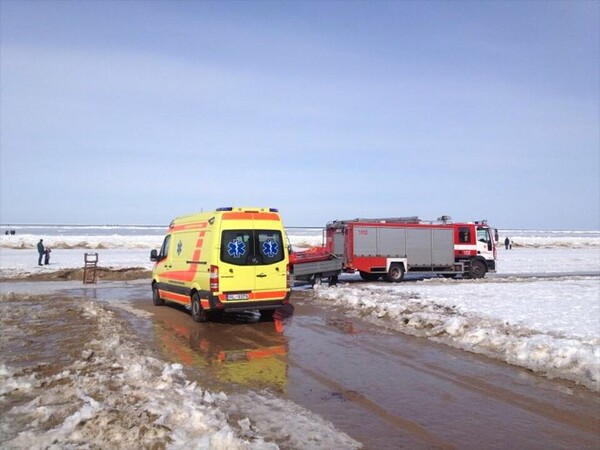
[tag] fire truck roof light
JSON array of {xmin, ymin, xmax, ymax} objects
[{"xmin": 216, "ymin": 207, "xmax": 233, "ymax": 211}]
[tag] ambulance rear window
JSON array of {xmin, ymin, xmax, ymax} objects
[{"xmin": 221, "ymin": 230, "xmax": 284, "ymax": 265}]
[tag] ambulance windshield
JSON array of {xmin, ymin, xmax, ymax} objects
[{"xmin": 221, "ymin": 230, "xmax": 284, "ymax": 265}]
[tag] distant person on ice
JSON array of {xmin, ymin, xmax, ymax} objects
[
  {"xmin": 37, "ymin": 239, "xmax": 45, "ymax": 266},
  {"xmin": 504, "ymin": 237, "xmax": 512, "ymax": 250},
  {"xmin": 44, "ymin": 248, "xmax": 51, "ymax": 265}
]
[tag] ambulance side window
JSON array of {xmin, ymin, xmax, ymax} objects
[{"xmin": 159, "ymin": 235, "xmax": 171, "ymax": 259}]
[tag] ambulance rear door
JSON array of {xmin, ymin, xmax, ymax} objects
[
  {"xmin": 218, "ymin": 228, "xmax": 286, "ymax": 300},
  {"xmin": 253, "ymin": 229, "xmax": 287, "ymax": 294},
  {"xmin": 219, "ymin": 229, "xmax": 257, "ymax": 300}
]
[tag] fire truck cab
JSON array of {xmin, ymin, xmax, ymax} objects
[{"xmin": 325, "ymin": 216, "xmax": 496, "ymax": 282}]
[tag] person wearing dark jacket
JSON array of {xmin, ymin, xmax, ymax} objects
[
  {"xmin": 44, "ymin": 248, "xmax": 51, "ymax": 265},
  {"xmin": 37, "ymin": 239, "xmax": 44, "ymax": 266}
]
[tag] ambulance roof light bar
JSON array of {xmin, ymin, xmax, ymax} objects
[{"xmin": 216, "ymin": 206, "xmax": 279, "ymax": 213}]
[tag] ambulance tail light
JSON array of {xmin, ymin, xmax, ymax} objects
[
  {"xmin": 210, "ymin": 265, "xmax": 219, "ymax": 292},
  {"xmin": 286, "ymin": 263, "xmax": 291, "ymax": 289}
]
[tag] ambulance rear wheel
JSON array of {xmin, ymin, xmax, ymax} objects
[
  {"xmin": 152, "ymin": 284, "xmax": 164, "ymax": 306},
  {"xmin": 191, "ymin": 293, "xmax": 208, "ymax": 323},
  {"xmin": 385, "ymin": 263, "xmax": 405, "ymax": 282}
]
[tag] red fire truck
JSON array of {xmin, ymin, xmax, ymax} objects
[{"xmin": 323, "ymin": 216, "xmax": 497, "ymax": 282}]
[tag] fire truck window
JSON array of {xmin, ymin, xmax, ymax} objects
[
  {"xmin": 477, "ymin": 228, "xmax": 490, "ymax": 243},
  {"xmin": 458, "ymin": 227, "xmax": 471, "ymax": 243}
]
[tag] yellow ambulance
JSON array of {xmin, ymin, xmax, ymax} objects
[{"xmin": 150, "ymin": 207, "xmax": 290, "ymax": 322}]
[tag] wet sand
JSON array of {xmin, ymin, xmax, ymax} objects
[
  {"xmin": 130, "ymin": 289, "xmax": 600, "ymax": 449},
  {"xmin": 0, "ymin": 267, "xmax": 151, "ymax": 283},
  {"xmin": 2, "ymin": 281, "xmax": 599, "ymax": 449}
]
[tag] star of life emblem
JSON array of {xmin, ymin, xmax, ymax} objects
[
  {"xmin": 262, "ymin": 240, "xmax": 278, "ymax": 258},
  {"xmin": 227, "ymin": 240, "xmax": 246, "ymax": 258}
]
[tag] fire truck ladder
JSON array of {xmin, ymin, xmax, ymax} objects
[
  {"xmin": 354, "ymin": 216, "xmax": 420, "ymax": 223},
  {"xmin": 83, "ymin": 252, "xmax": 98, "ymax": 284}
]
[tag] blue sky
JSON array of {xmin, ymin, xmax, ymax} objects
[{"xmin": 1, "ymin": 1, "xmax": 598, "ymax": 229}]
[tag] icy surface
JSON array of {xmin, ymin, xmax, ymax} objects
[
  {"xmin": 1, "ymin": 228, "xmax": 599, "ymax": 279},
  {"xmin": 1, "ymin": 225, "xmax": 599, "ymax": 450},
  {"xmin": 0, "ymin": 294, "xmax": 360, "ymax": 449},
  {"xmin": 313, "ymin": 276, "xmax": 600, "ymax": 391},
  {"xmin": 1, "ymin": 227, "xmax": 598, "ymax": 250}
]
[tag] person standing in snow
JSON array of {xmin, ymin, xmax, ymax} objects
[
  {"xmin": 504, "ymin": 237, "xmax": 510, "ymax": 250},
  {"xmin": 37, "ymin": 239, "xmax": 45, "ymax": 266},
  {"xmin": 44, "ymin": 248, "xmax": 51, "ymax": 265}
]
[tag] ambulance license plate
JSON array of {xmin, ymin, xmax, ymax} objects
[{"xmin": 227, "ymin": 293, "xmax": 249, "ymax": 300}]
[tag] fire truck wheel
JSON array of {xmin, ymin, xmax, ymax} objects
[
  {"xmin": 360, "ymin": 271, "xmax": 380, "ymax": 281},
  {"xmin": 385, "ymin": 263, "xmax": 405, "ymax": 282},
  {"xmin": 468, "ymin": 260, "xmax": 487, "ymax": 279},
  {"xmin": 152, "ymin": 284, "xmax": 164, "ymax": 306},
  {"xmin": 191, "ymin": 293, "xmax": 209, "ymax": 323},
  {"xmin": 311, "ymin": 275, "xmax": 322, "ymax": 287}
]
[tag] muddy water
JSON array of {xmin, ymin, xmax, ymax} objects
[
  {"xmin": 120, "ymin": 287, "xmax": 600, "ymax": 450},
  {"xmin": 3, "ymin": 281, "xmax": 599, "ymax": 449}
]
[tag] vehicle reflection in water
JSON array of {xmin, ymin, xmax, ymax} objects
[
  {"xmin": 325, "ymin": 316, "xmax": 358, "ymax": 334},
  {"xmin": 153, "ymin": 303, "xmax": 295, "ymax": 393}
]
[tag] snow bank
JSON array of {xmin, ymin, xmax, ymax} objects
[
  {"xmin": 496, "ymin": 247, "xmax": 600, "ymax": 275},
  {"xmin": 510, "ymin": 236, "xmax": 600, "ymax": 249},
  {"xmin": 2, "ymin": 229, "xmax": 598, "ymax": 250},
  {"xmin": 0, "ymin": 234, "xmax": 164, "ymax": 250},
  {"xmin": 312, "ymin": 277, "xmax": 600, "ymax": 391},
  {"xmin": 0, "ymin": 294, "xmax": 360, "ymax": 449},
  {"xmin": 0, "ymin": 248, "xmax": 154, "ymax": 279},
  {"xmin": 4, "ymin": 246, "xmax": 598, "ymax": 280}
]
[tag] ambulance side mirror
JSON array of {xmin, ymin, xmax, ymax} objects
[{"xmin": 150, "ymin": 249, "xmax": 159, "ymax": 261}]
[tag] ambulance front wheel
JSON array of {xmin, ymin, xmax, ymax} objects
[
  {"xmin": 191, "ymin": 293, "xmax": 209, "ymax": 323},
  {"xmin": 152, "ymin": 284, "xmax": 164, "ymax": 306}
]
